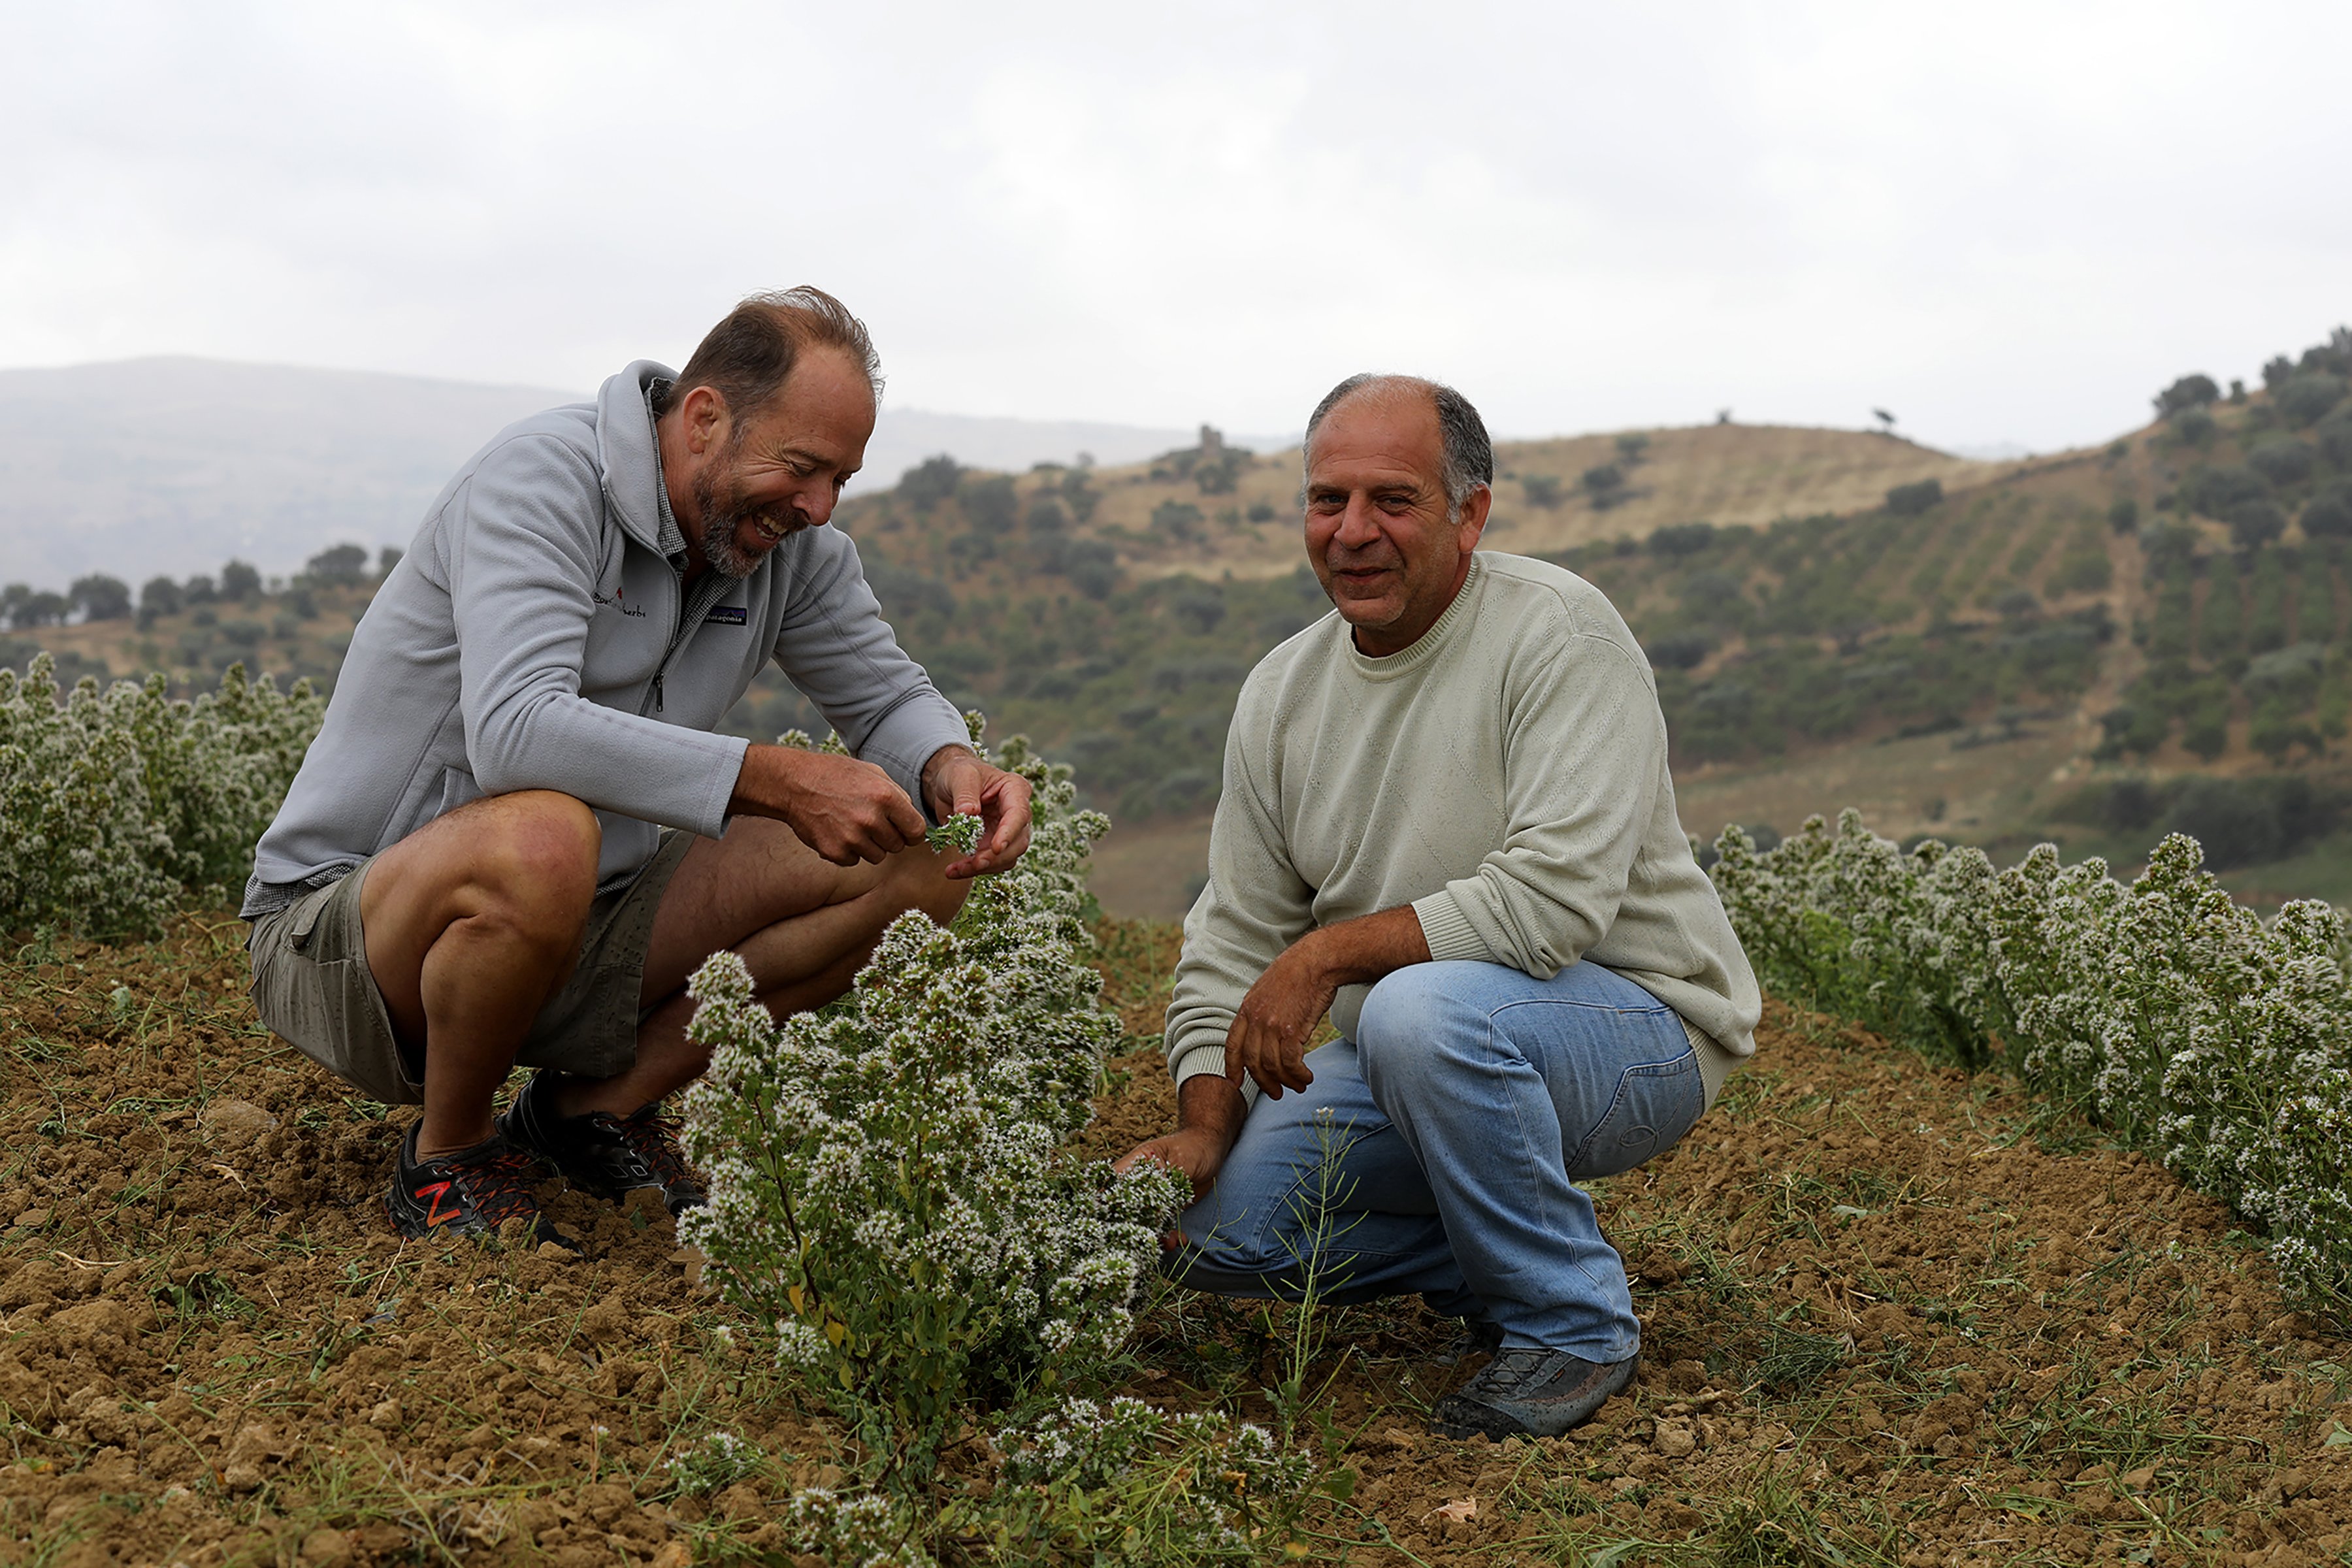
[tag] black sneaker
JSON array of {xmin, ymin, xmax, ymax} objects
[
  {"xmin": 498, "ymin": 1072, "xmax": 708, "ymax": 1217},
  {"xmin": 386, "ymin": 1123, "xmax": 559, "ymax": 1243},
  {"xmin": 1431, "ymin": 1348, "xmax": 1640, "ymax": 1439}
]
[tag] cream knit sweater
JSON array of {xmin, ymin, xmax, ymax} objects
[{"xmin": 1166, "ymin": 551, "xmax": 1759, "ymax": 1108}]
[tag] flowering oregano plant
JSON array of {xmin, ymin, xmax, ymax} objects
[
  {"xmin": 677, "ymin": 719, "xmax": 1188, "ymax": 1480},
  {"xmin": 772, "ymin": 1398, "xmax": 1316, "ymax": 1568},
  {"xmin": 1712, "ymin": 808, "xmax": 2352, "ymax": 1312},
  {"xmin": 979, "ymin": 1396, "xmax": 1318, "ymax": 1563},
  {"xmin": 0, "ymin": 655, "xmax": 321, "ymax": 937}
]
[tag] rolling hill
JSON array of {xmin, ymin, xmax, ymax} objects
[
  {"xmin": 813, "ymin": 333, "xmax": 2351, "ymax": 913},
  {"xmin": 1043, "ymin": 420, "xmax": 2004, "ymax": 585},
  {"xmin": 10, "ymin": 328, "xmax": 2349, "ymax": 918},
  {"xmin": 0, "ymin": 357, "xmax": 1266, "ymax": 587},
  {"xmin": 0, "ymin": 358, "xmax": 572, "ymax": 589}
]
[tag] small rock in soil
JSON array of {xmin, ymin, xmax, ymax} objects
[
  {"xmin": 299, "ymin": 1527, "xmax": 353, "ymax": 1565},
  {"xmin": 50, "ymin": 1299, "xmax": 134, "ymax": 1338},
  {"xmin": 199, "ymin": 1099, "xmax": 277, "ymax": 1149}
]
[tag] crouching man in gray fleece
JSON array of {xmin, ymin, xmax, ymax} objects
[
  {"xmin": 245, "ymin": 287, "xmax": 1032, "ymax": 1243},
  {"xmin": 1115, "ymin": 374, "xmax": 1760, "ymax": 1440}
]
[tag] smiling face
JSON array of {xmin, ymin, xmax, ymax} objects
[
  {"xmin": 665, "ymin": 346, "xmax": 875, "ymax": 580},
  {"xmin": 1302, "ymin": 389, "xmax": 1490, "ymax": 657}
]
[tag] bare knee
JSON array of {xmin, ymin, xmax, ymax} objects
[
  {"xmin": 890, "ymin": 846, "xmax": 969, "ymax": 927},
  {"xmin": 463, "ymin": 791, "xmax": 601, "ymax": 947},
  {"xmin": 923, "ymin": 872, "xmax": 971, "ymax": 928}
]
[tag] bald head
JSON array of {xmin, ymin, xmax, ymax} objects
[{"xmin": 1302, "ymin": 374, "xmax": 1495, "ymax": 519}]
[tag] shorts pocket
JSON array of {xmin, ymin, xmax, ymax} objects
[
  {"xmin": 1565, "ymin": 1049, "xmax": 1704, "ymax": 1181},
  {"xmin": 285, "ymin": 894, "xmax": 329, "ymax": 955},
  {"xmin": 248, "ymin": 869, "xmax": 421, "ymax": 1105}
]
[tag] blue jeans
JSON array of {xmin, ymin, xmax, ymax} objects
[{"xmin": 1169, "ymin": 960, "xmax": 1706, "ymax": 1361}]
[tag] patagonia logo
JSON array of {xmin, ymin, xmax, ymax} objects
[{"xmin": 704, "ymin": 605, "xmax": 748, "ymax": 626}]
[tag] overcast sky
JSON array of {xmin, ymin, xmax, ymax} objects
[{"xmin": 4, "ymin": 1, "xmax": 2346, "ymax": 455}]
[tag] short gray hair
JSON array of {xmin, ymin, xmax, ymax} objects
[{"xmin": 1302, "ymin": 374, "xmax": 1495, "ymax": 518}]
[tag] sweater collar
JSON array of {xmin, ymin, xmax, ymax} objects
[
  {"xmin": 594, "ymin": 359, "xmax": 682, "ymax": 555},
  {"xmin": 1341, "ymin": 553, "xmax": 1484, "ymax": 680}
]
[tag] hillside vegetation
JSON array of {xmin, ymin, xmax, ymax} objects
[
  {"xmin": 12, "ymin": 327, "xmax": 2352, "ymax": 911},
  {"xmin": 0, "ymin": 357, "xmax": 1243, "ymax": 587},
  {"xmin": 946, "ymin": 420, "xmax": 2006, "ymax": 586},
  {"xmin": 797, "ymin": 329, "xmax": 2352, "ymax": 906},
  {"xmin": 721, "ymin": 421, "xmax": 2002, "ymax": 822}
]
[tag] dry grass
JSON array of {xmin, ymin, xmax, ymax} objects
[{"xmin": 1070, "ymin": 422, "xmax": 2019, "ymax": 584}]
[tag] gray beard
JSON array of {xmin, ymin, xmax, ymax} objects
[
  {"xmin": 697, "ymin": 506, "xmax": 759, "ymax": 580},
  {"xmin": 693, "ymin": 451, "xmax": 762, "ymax": 579},
  {"xmin": 692, "ymin": 434, "xmax": 812, "ymax": 578}
]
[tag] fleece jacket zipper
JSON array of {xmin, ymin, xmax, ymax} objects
[{"xmin": 638, "ymin": 562, "xmax": 739, "ymax": 719}]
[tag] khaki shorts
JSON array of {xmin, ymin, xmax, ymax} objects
[{"xmin": 246, "ymin": 830, "xmax": 698, "ymax": 1106}]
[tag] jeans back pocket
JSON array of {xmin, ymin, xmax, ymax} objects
[{"xmin": 1565, "ymin": 1049, "xmax": 1705, "ymax": 1181}]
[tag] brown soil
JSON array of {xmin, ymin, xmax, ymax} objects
[
  {"xmin": 1086, "ymin": 924, "xmax": 2352, "ymax": 1564},
  {"xmin": 5, "ymin": 916, "xmax": 2351, "ymax": 1565},
  {"xmin": 0, "ymin": 920, "xmax": 828, "ymax": 1567}
]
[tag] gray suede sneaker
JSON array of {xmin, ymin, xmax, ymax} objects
[
  {"xmin": 1431, "ymin": 1348, "xmax": 1639, "ymax": 1439},
  {"xmin": 1430, "ymin": 1316, "xmax": 1505, "ymax": 1365}
]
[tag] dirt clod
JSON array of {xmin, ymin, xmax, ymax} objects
[
  {"xmin": 300, "ymin": 1527, "xmax": 354, "ymax": 1565},
  {"xmin": 198, "ymin": 1096, "xmax": 277, "ymax": 1149}
]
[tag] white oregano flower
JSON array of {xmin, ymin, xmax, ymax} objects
[
  {"xmin": 677, "ymin": 721, "xmax": 1189, "ymax": 1464},
  {"xmin": 1711, "ymin": 813, "xmax": 2352, "ymax": 1310},
  {"xmin": 0, "ymin": 655, "xmax": 322, "ymax": 937}
]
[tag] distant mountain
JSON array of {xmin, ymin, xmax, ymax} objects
[
  {"xmin": 0, "ymin": 357, "xmax": 578, "ymax": 588},
  {"xmin": 0, "ymin": 355, "xmax": 1280, "ymax": 588}
]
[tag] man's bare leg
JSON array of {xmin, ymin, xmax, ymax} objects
[
  {"xmin": 360, "ymin": 791, "xmax": 602, "ymax": 1159},
  {"xmin": 547, "ymin": 814, "xmax": 968, "ymax": 1120}
]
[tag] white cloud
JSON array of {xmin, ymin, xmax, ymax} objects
[{"xmin": 0, "ymin": 0, "xmax": 2344, "ymax": 455}]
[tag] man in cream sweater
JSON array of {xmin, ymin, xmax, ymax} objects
[{"xmin": 1115, "ymin": 374, "xmax": 1760, "ymax": 1440}]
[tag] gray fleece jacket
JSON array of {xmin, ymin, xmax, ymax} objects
[{"xmin": 243, "ymin": 360, "xmax": 970, "ymax": 916}]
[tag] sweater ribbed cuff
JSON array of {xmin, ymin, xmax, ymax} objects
[
  {"xmin": 1409, "ymin": 891, "xmax": 1490, "ymax": 963},
  {"xmin": 1171, "ymin": 1044, "xmax": 1260, "ymax": 1110},
  {"xmin": 1682, "ymin": 1015, "xmax": 1740, "ymax": 1112}
]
